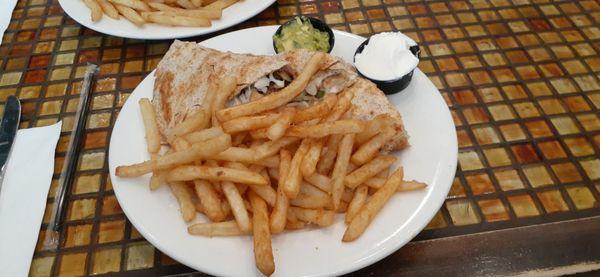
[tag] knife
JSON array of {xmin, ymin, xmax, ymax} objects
[{"xmin": 0, "ymin": 95, "xmax": 21, "ymax": 191}]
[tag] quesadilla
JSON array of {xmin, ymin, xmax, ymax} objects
[{"xmin": 152, "ymin": 40, "xmax": 408, "ymax": 151}]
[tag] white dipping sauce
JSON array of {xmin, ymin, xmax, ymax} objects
[{"xmin": 354, "ymin": 32, "xmax": 419, "ymax": 81}]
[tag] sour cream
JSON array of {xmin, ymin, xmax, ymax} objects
[{"xmin": 354, "ymin": 32, "xmax": 419, "ymax": 81}]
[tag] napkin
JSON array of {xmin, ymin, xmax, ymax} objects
[
  {"xmin": 0, "ymin": 0, "xmax": 18, "ymax": 45},
  {"xmin": 0, "ymin": 121, "xmax": 62, "ymax": 276}
]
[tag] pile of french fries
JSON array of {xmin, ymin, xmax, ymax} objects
[
  {"xmin": 116, "ymin": 52, "xmax": 426, "ymax": 275},
  {"xmin": 82, "ymin": 0, "xmax": 238, "ymax": 27}
]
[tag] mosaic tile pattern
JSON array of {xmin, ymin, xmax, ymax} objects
[{"xmin": 0, "ymin": 0, "xmax": 597, "ymax": 275}]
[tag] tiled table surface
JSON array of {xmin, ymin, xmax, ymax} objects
[{"xmin": 0, "ymin": 0, "xmax": 598, "ymax": 276}]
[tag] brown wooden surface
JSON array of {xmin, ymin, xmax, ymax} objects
[{"xmin": 0, "ymin": 0, "xmax": 598, "ymax": 275}]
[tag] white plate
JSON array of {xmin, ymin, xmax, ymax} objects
[
  {"xmin": 109, "ymin": 26, "xmax": 457, "ymax": 276},
  {"xmin": 59, "ymin": 0, "xmax": 275, "ymax": 39}
]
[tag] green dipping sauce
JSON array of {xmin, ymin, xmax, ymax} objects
[{"xmin": 274, "ymin": 17, "xmax": 330, "ymax": 53}]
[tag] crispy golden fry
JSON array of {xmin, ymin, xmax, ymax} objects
[
  {"xmin": 170, "ymin": 109, "xmax": 207, "ymax": 138},
  {"xmin": 351, "ymin": 127, "xmax": 395, "ymax": 165},
  {"xmin": 254, "ymin": 137, "xmax": 299, "ymax": 159},
  {"xmin": 213, "ymin": 147, "xmax": 257, "ymax": 163},
  {"xmin": 191, "ymin": 0, "xmax": 202, "ymax": 7},
  {"xmin": 331, "ymin": 134, "xmax": 354, "ymax": 210},
  {"xmin": 364, "ymin": 178, "xmax": 428, "ymax": 192},
  {"xmin": 206, "ymin": 0, "xmax": 238, "ymax": 10},
  {"xmin": 316, "ymin": 134, "xmax": 342, "ymax": 174},
  {"xmin": 169, "ymin": 181, "xmax": 196, "ymax": 222},
  {"xmin": 84, "ymin": 0, "xmax": 103, "ymax": 21},
  {"xmin": 376, "ymin": 167, "xmax": 390, "ymax": 178},
  {"xmin": 212, "ymin": 76, "xmax": 237, "ymax": 127},
  {"xmin": 109, "ymin": 0, "xmax": 150, "ymax": 11},
  {"xmin": 176, "ymin": 0, "xmax": 195, "ymax": 9},
  {"xmin": 194, "ymin": 179, "xmax": 227, "ymax": 222},
  {"xmin": 249, "ymin": 128, "xmax": 268, "ymax": 139},
  {"xmin": 343, "ymin": 167, "xmax": 403, "ymax": 241},
  {"xmin": 345, "ymin": 155, "xmax": 397, "ymax": 189},
  {"xmin": 300, "ymin": 139, "xmax": 322, "ymax": 177},
  {"xmin": 285, "ymin": 220, "xmax": 306, "ymax": 230},
  {"xmin": 194, "ymin": 190, "xmax": 232, "ymax": 217},
  {"xmin": 114, "ymin": 4, "xmax": 145, "ymax": 25},
  {"xmin": 290, "ymin": 193, "xmax": 330, "ymax": 208},
  {"xmin": 256, "ymin": 155, "xmax": 279, "ymax": 168},
  {"xmin": 270, "ymin": 150, "xmax": 291, "ymax": 233},
  {"xmin": 304, "ymin": 173, "xmax": 331, "ymax": 193},
  {"xmin": 253, "ymin": 170, "xmax": 277, "ymax": 206},
  {"xmin": 267, "ymin": 108, "xmax": 295, "ymax": 141},
  {"xmin": 222, "ymin": 181, "xmax": 251, "ymax": 232},
  {"xmin": 283, "ymin": 139, "xmax": 311, "ymax": 198},
  {"xmin": 286, "ymin": 120, "xmax": 365, "ymax": 138},
  {"xmin": 149, "ymin": 170, "xmax": 166, "ymax": 190},
  {"xmin": 188, "ymin": 220, "xmax": 249, "ymax": 236},
  {"xmin": 217, "ymin": 52, "xmax": 325, "ymax": 122},
  {"xmin": 184, "ymin": 127, "xmax": 224, "ymax": 143},
  {"xmin": 341, "ymin": 188, "xmax": 354, "ymax": 203},
  {"xmin": 115, "ymin": 134, "xmax": 231, "ymax": 177},
  {"xmin": 147, "ymin": 2, "xmax": 222, "ymax": 19},
  {"xmin": 249, "ymin": 190, "xmax": 275, "ymax": 276},
  {"xmin": 222, "ymin": 113, "xmax": 280, "ymax": 134},
  {"xmin": 290, "ymin": 207, "xmax": 335, "ymax": 227},
  {"xmin": 97, "ymin": 0, "xmax": 119, "ymax": 19},
  {"xmin": 143, "ymin": 12, "xmax": 211, "ymax": 27},
  {"xmin": 292, "ymin": 94, "xmax": 337, "ymax": 123},
  {"xmin": 139, "ymin": 98, "xmax": 161, "ymax": 153},
  {"xmin": 324, "ymin": 90, "xmax": 354, "ymax": 122},
  {"xmin": 345, "ymin": 185, "xmax": 367, "ymax": 223},
  {"xmin": 167, "ymin": 165, "xmax": 268, "ymax": 186},
  {"xmin": 355, "ymin": 114, "xmax": 394, "ymax": 144},
  {"xmin": 232, "ymin": 132, "xmax": 247, "ymax": 146}
]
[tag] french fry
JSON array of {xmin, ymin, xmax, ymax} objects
[
  {"xmin": 290, "ymin": 193, "xmax": 330, "ymax": 208},
  {"xmin": 144, "ymin": 12, "xmax": 211, "ymax": 27},
  {"xmin": 249, "ymin": 190, "xmax": 275, "ymax": 276},
  {"xmin": 222, "ymin": 181, "xmax": 251, "ymax": 232},
  {"xmin": 188, "ymin": 220, "xmax": 249, "ymax": 236},
  {"xmin": 286, "ymin": 120, "xmax": 365, "ymax": 138},
  {"xmin": 356, "ymin": 114, "xmax": 394, "ymax": 144},
  {"xmin": 293, "ymin": 94, "xmax": 337, "ymax": 123},
  {"xmin": 285, "ymin": 220, "xmax": 306, "ymax": 230},
  {"xmin": 83, "ymin": 0, "xmax": 103, "ymax": 21},
  {"xmin": 341, "ymin": 188, "xmax": 354, "ymax": 203},
  {"xmin": 316, "ymin": 134, "xmax": 342, "ymax": 174},
  {"xmin": 376, "ymin": 167, "xmax": 390, "ymax": 178},
  {"xmin": 324, "ymin": 90, "xmax": 354, "ymax": 122},
  {"xmin": 169, "ymin": 181, "xmax": 196, "ymax": 222},
  {"xmin": 300, "ymin": 139, "xmax": 322, "ymax": 176},
  {"xmin": 304, "ymin": 173, "xmax": 331, "ymax": 193},
  {"xmin": 170, "ymin": 108, "xmax": 207, "ymax": 138},
  {"xmin": 167, "ymin": 165, "xmax": 268, "ymax": 186},
  {"xmin": 253, "ymin": 137, "xmax": 299, "ymax": 159},
  {"xmin": 267, "ymin": 108, "xmax": 295, "ymax": 140},
  {"xmin": 97, "ymin": 0, "xmax": 119, "ymax": 19},
  {"xmin": 345, "ymin": 155, "xmax": 397, "ymax": 189},
  {"xmin": 256, "ymin": 155, "xmax": 279, "ymax": 168},
  {"xmin": 345, "ymin": 185, "xmax": 367, "ymax": 223},
  {"xmin": 213, "ymin": 147, "xmax": 257, "ymax": 163},
  {"xmin": 249, "ymin": 128, "xmax": 268, "ymax": 139},
  {"xmin": 206, "ymin": 0, "xmax": 238, "ymax": 10},
  {"xmin": 115, "ymin": 134, "xmax": 231, "ymax": 177},
  {"xmin": 331, "ymin": 134, "xmax": 354, "ymax": 210},
  {"xmin": 222, "ymin": 113, "xmax": 280, "ymax": 133},
  {"xmin": 351, "ymin": 127, "xmax": 395, "ymax": 165},
  {"xmin": 270, "ymin": 150, "xmax": 291, "ymax": 233},
  {"xmin": 283, "ymin": 139, "xmax": 311, "ymax": 198},
  {"xmin": 191, "ymin": 0, "xmax": 202, "ymax": 7},
  {"xmin": 212, "ymin": 76, "xmax": 237, "ymax": 127},
  {"xmin": 343, "ymin": 167, "xmax": 404, "ymax": 242},
  {"xmin": 109, "ymin": 0, "xmax": 150, "ymax": 11},
  {"xmin": 217, "ymin": 52, "xmax": 325, "ymax": 122},
  {"xmin": 290, "ymin": 207, "xmax": 335, "ymax": 227},
  {"xmin": 176, "ymin": 0, "xmax": 196, "ymax": 8},
  {"xmin": 232, "ymin": 132, "xmax": 247, "ymax": 146},
  {"xmin": 194, "ymin": 179, "xmax": 226, "ymax": 222},
  {"xmin": 364, "ymin": 178, "xmax": 428, "ymax": 192},
  {"xmin": 149, "ymin": 170, "xmax": 166, "ymax": 190},
  {"xmin": 184, "ymin": 127, "xmax": 224, "ymax": 143},
  {"xmin": 253, "ymin": 169, "xmax": 277, "ymax": 206},
  {"xmin": 114, "ymin": 4, "xmax": 145, "ymax": 25},
  {"xmin": 147, "ymin": 2, "xmax": 222, "ymax": 19},
  {"xmin": 139, "ymin": 98, "xmax": 161, "ymax": 153}
]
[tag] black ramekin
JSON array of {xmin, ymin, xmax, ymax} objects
[
  {"xmin": 353, "ymin": 37, "xmax": 420, "ymax": 95},
  {"xmin": 273, "ymin": 16, "xmax": 335, "ymax": 54}
]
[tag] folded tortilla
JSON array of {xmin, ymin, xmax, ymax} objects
[{"xmin": 153, "ymin": 40, "xmax": 408, "ymax": 151}]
